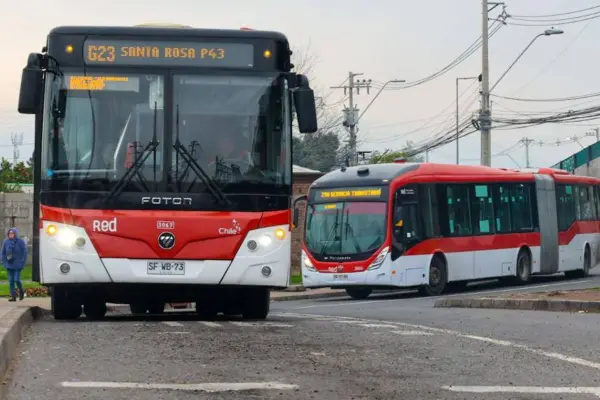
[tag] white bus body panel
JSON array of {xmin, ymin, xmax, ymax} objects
[
  {"xmin": 302, "ymin": 235, "xmax": 598, "ymax": 289},
  {"xmin": 40, "ymin": 221, "xmax": 290, "ymax": 287}
]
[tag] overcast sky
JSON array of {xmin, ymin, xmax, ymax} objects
[{"xmin": 1, "ymin": 0, "xmax": 599, "ymax": 169}]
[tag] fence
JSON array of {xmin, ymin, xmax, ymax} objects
[{"xmin": 0, "ymin": 192, "xmax": 34, "ymax": 264}]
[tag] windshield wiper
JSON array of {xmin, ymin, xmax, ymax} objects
[
  {"xmin": 172, "ymin": 105, "xmax": 230, "ymax": 206},
  {"xmin": 104, "ymin": 103, "xmax": 159, "ymax": 204},
  {"xmin": 319, "ymin": 208, "xmax": 340, "ymax": 255}
]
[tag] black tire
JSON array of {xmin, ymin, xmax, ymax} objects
[
  {"xmin": 129, "ymin": 303, "xmax": 148, "ymax": 315},
  {"xmin": 345, "ymin": 287, "xmax": 372, "ymax": 299},
  {"xmin": 241, "ymin": 288, "xmax": 270, "ymax": 320},
  {"xmin": 51, "ymin": 287, "xmax": 82, "ymax": 321},
  {"xmin": 566, "ymin": 246, "xmax": 591, "ymax": 279},
  {"xmin": 83, "ymin": 302, "xmax": 107, "ymax": 320},
  {"xmin": 419, "ymin": 256, "xmax": 447, "ymax": 296},
  {"xmin": 514, "ymin": 249, "xmax": 532, "ymax": 284},
  {"xmin": 148, "ymin": 302, "xmax": 165, "ymax": 314}
]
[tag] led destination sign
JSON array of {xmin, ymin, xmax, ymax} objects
[
  {"xmin": 83, "ymin": 40, "xmax": 255, "ymax": 68},
  {"xmin": 311, "ymin": 186, "xmax": 388, "ymax": 202}
]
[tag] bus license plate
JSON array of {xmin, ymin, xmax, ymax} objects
[
  {"xmin": 147, "ymin": 261, "xmax": 185, "ymax": 275},
  {"xmin": 333, "ymin": 274, "xmax": 348, "ymax": 280}
]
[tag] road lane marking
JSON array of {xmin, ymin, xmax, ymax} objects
[
  {"xmin": 264, "ymin": 322, "xmax": 294, "ymax": 328},
  {"xmin": 230, "ymin": 321, "xmax": 254, "ymax": 327},
  {"xmin": 358, "ymin": 323, "xmax": 398, "ymax": 328},
  {"xmin": 161, "ymin": 321, "xmax": 184, "ymax": 327},
  {"xmin": 290, "ymin": 279, "xmax": 594, "ymax": 309},
  {"xmin": 442, "ymin": 385, "xmax": 600, "ymax": 397},
  {"xmin": 60, "ymin": 381, "xmax": 299, "ymax": 392},
  {"xmin": 198, "ymin": 321, "xmax": 222, "ymax": 328},
  {"xmin": 276, "ymin": 312, "xmax": 600, "ymax": 371},
  {"xmin": 392, "ymin": 330, "xmax": 434, "ymax": 336}
]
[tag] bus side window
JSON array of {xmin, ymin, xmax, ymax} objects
[{"xmin": 393, "ymin": 185, "xmax": 421, "ymax": 246}]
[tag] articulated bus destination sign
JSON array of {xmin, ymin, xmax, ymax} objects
[
  {"xmin": 83, "ymin": 40, "xmax": 254, "ymax": 68},
  {"xmin": 311, "ymin": 186, "xmax": 388, "ymax": 202}
]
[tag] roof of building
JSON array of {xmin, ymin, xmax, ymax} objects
[{"xmin": 293, "ymin": 165, "xmax": 321, "ymax": 174}]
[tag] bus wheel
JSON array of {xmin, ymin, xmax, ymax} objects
[
  {"xmin": 51, "ymin": 287, "xmax": 82, "ymax": 321},
  {"xmin": 84, "ymin": 301, "xmax": 107, "ymax": 320},
  {"xmin": 515, "ymin": 249, "xmax": 531, "ymax": 284},
  {"xmin": 241, "ymin": 288, "xmax": 270, "ymax": 320},
  {"xmin": 345, "ymin": 287, "xmax": 372, "ymax": 299},
  {"xmin": 148, "ymin": 302, "xmax": 165, "ymax": 314},
  {"xmin": 566, "ymin": 246, "xmax": 591, "ymax": 279},
  {"xmin": 129, "ymin": 303, "xmax": 148, "ymax": 315},
  {"xmin": 419, "ymin": 256, "xmax": 447, "ymax": 296}
]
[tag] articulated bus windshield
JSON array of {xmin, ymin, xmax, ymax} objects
[
  {"xmin": 41, "ymin": 69, "xmax": 290, "ymax": 209},
  {"xmin": 304, "ymin": 202, "xmax": 387, "ymax": 257}
]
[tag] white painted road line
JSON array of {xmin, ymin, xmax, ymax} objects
[
  {"xmin": 442, "ymin": 385, "xmax": 600, "ymax": 397},
  {"xmin": 198, "ymin": 321, "xmax": 222, "ymax": 328},
  {"xmin": 277, "ymin": 312, "xmax": 600, "ymax": 371},
  {"xmin": 162, "ymin": 321, "xmax": 184, "ymax": 327},
  {"xmin": 290, "ymin": 278, "xmax": 594, "ymax": 310},
  {"xmin": 230, "ymin": 321, "xmax": 255, "ymax": 327},
  {"xmin": 264, "ymin": 322, "xmax": 294, "ymax": 328},
  {"xmin": 392, "ymin": 330, "xmax": 434, "ymax": 336},
  {"xmin": 358, "ymin": 323, "xmax": 398, "ymax": 328},
  {"xmin": 60, "ymin": 381, "xmax": 299, "ymax": 392}
]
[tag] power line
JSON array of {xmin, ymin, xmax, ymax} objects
[
  {"xmin": 490, "ymin": 91, "xmax": 600, "ymax": 103},
  {"xmin": 509, "ymin": 5, "xmax": 600, "ymax": 19},
  {"xmin": 506, "ymin": 12, "xmax": 600, "ymax": 26}
]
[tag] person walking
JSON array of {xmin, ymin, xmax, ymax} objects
[{"xmin": 1, "ymin": 228, "xmax": 27, "ymax": 301}]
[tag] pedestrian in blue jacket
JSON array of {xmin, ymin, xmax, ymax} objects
[{"xmin": 1, "ymin": 228, "xmax": 27, "ymax": 301}]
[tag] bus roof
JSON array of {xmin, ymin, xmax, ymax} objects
[
  {"xmin": 48, "ymin": 25, "xmax": 289, "ymax": 42},
  {"xmin": 311, "ymin": 162, "xmax": 600, "ymax": 188}
]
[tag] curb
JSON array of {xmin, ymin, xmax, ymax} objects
[
  {"xmin": 271, "ymin": 290, "xmax": 346, "ymax": 302},
  {"xmin": 434, "ymin": 297, "xmax": 600, "ymax": 313},
  {"xmin": 0, "ymin": 306, "xmax": 45, "ymax": 395}
]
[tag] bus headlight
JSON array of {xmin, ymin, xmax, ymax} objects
[
  {"xmin": 258, "ymin": 234, "xmax": 272, "ymax": 247},
  {"xmin": 367, "ymin": 246, "xmax": 389, "ymax": 271},
  {"xmin": 56, "ymin": 228, "xmax": 77, "ymax": 247},
  {"xmin": 302, "ymin": 250, "xmax": 315, "ymax": 271}
]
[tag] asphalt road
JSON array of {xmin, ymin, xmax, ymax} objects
[{"xmin": 6, "ymin": 270, "xmax": 600, "ymax": 399}]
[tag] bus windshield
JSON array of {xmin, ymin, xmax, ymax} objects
[
  {"xmin": 304, "ymin": 202, "xmax": 387, "ymax": 257},
  {"xmin": 41, "ymin": 70, "xmax": 290, "ymax": 196}
]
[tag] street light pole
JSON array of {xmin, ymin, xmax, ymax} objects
[
  {"xmin": 357, "ymin": 79, "xmax": 406, "ymax": 123},
  {"xmin": 456, "ymin": 76, "xmax": 478, "ymax": 164},
  {"xmin": 480, "ymin": 27, "xmax": 563, "ymax": 167}
]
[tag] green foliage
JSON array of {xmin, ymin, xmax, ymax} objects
[
  {"xmin": 370, "ymin": 141, "xmax": 425, "ymax": 164},
  {"xmin": 0, "ymin": 157, "xmax": 33, "ymax": 192},
  {"xmin": 293, "ymin": 132, "xmax": 340, "ymax": 172}
]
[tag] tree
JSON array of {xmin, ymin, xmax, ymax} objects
[
  {"xmin": 290, "ymin": 42, "xmax": 343, "ymax": 171},
  {"xmin": 0, "ymin": 157, "xmax": 32, "ymax": 192},
  {"xmin": 370, "ymin": 141, "xmax": 425, "ymax": 164}
]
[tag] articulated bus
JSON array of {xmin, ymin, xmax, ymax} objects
[
  {"xmin": 293, "ymin": 161, "xmax": 600, "ymax": 299},
  {"xmin": 17, "ymin": 24, "xmax": 317, "ymax": 320}
]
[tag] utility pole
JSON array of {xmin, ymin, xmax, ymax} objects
[
  {"xmin": 331, "ymin": 72, "xmax": 372, "ymax": 166},
  {"xmin": 11, "ymin": 133, "xmax": 23, "ymax": 166},
  {"xmin": 456, "ymin": 76, "xmax": 479, "ymax": 164},
  {"xmin": 521, "ymin": 137, "xmax": 535, "ymax": 168},
  {"xmin": 479, "ymin": 0, "xmax": 492, "ymax": 167}
]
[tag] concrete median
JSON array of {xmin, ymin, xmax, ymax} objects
[{"xmin": 434, "ymin": 297, "xmax": 600, "ymax": 313}]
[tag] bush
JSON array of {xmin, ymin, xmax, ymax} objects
[{"xmin": 24, "ymin": 286, "xmax": 49, "ymax": 297}]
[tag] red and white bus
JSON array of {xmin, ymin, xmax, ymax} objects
[
  {"xmin": 17, "ymin": 24, "xmax": 317, "ymax": 320},
  {"xmin": 294, "ymin": 161, "xmax": 600, "ymax": 299}
]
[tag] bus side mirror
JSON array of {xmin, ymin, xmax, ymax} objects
[
  {"xmin": 18, "ymin": 53, "xmax": 44, "ymax": 115},
  {"xmin": 292, "ymin": 208, "xmax": 300, "ymax": 228},
  {"xmin": 293, "ymin": 75, "xmax": 318, "ymax": 133},
  {"xmin": 292, "ymin": 194, "xmax": 307, "ymax": 228}
]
